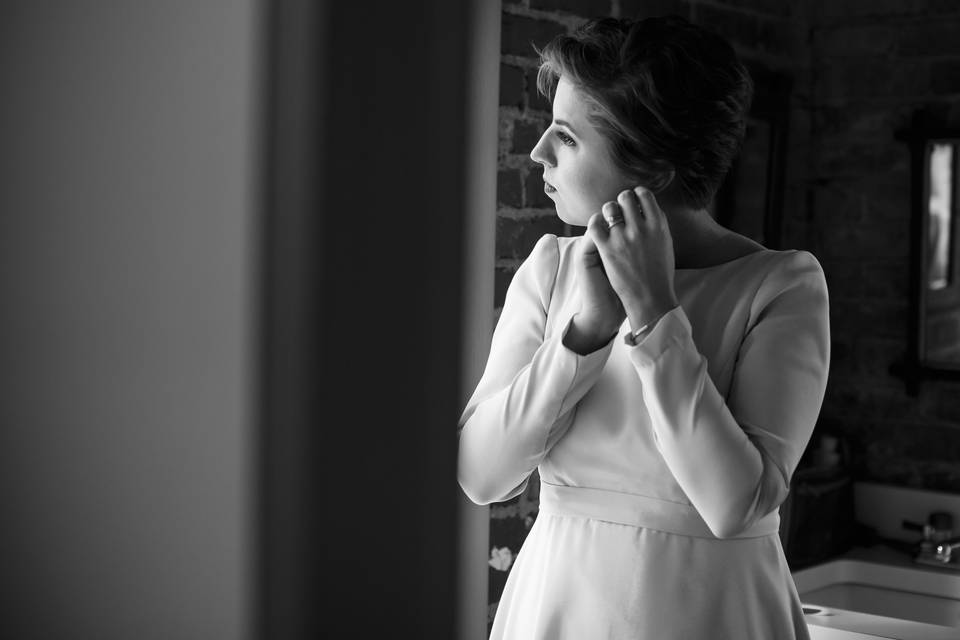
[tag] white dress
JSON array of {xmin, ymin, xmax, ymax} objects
[{"xmin": 458, "ymin": 233, "xmax": 830, "ymax": 639}]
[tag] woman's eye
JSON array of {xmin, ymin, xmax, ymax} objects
[{"xmin": 555, "ymin": 130, "xmax": 575, "ymax": 146}]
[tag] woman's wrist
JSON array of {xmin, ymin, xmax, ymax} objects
[
  {"xmin": 623, "ymin": 306, "xmax": 675, "ymax": 346},
  {"xmin": 624, "ymin": 296, "xmax": 678, "ymax": 334}
]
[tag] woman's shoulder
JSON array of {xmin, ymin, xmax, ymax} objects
[
  {"xmin": 738, "ymin": 249, "xmax": 829, "ymax": 329},
  {"xmin": 525, "ymin": 234, "xmax": 583, "ymax": 310},
  {"xmin": 756, "ymin": 248, "xmax": 826, "ymax": 288},
  {"xmin": 682, "ymin": 244, "xmax": 828, "ymax": 318},
  {"xmin": 524, "ymin": 233, "xmax": 562, "ymax": 272},
  {"xmin": 719, "ymin": 247, "xmax": 827, "ymax": 300},
  {"xmin": 512, "ymin": 234, "xmax": 563, "ymax": 308},
  {"xmin": 536, "ymin": 233, "xmax": 580, "ymax": 275},
  {"xmin": 701, "ymin": 232, "xmax": 824, "ymax": 281},
  {"xmin": 556, "ymin": 233, "xmax": 579, "ymax": 255}
]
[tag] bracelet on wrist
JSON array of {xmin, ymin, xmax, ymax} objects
[{"xmin": 623, "ymin": 305, "xmax": 677, "ymax": 346}]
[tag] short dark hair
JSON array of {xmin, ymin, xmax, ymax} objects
[{"xmin": 536, "ymin": 15, "xmax": 753, "ymax": 210}]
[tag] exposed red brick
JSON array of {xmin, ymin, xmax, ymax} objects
[
  {"xmin": 512, "ymin": 119, "xmax": 545, "ymax": 154},
  {"xmin": 499, "ymin": 63, "xmax": 525, "ymax": 108},
  {"xmin": 815, "ymin": 59, "xmax": 925, "ymax": 101},
  {"xmin": 494, "ymin": 265, "xmax": 518, "ymax": 309},
  {"xmin": 861, "ymin": 260, "xmax": 910, "ymax": 300},
  {"xmin": 501, "ymin": 13, "xmax": 567, "ymax": 57},
  {"xmin": 811, "ymin": 103, "xmax": 903, "ymax": 139},
  {"xmin": 815, "ymin": 139, "xmax": 909, "ymax": 179},
  {"xmin": 859, "ymin": 300, "xmax": 911, "ymax": 340},
  {"xmin": 931, "ymin": 59, "xmax": 960, "ymax": 95},
  {"xmin": 525, "ymin": 166, "xmax": 554, "ymax": 208},
  {"xmin": 755, "ymin": 16, "xmax": 803, "ymax": 56},
  {"xmin": 829, "ymin": 298, "xmax": 867, "ymax": 338},
  {"xmin": 496, "ymin": 215, "xmax": 566, "ymax": 261},
  {"xmin": 898, "ymin": 21, "xmax": 960, "ymax": 57},
  {"xmin": 815, "ymin": 0, "xmax": 960, "ymax": 26},
  {"xmin": 620, "ymin": 0, "xmax": 692, "ymax": 20},
  {"xmin": 930, "ymin": 385, "xmax": 960, "ymax": 423},
  {"xmin": 820, "ymin": 216, "xmax": 910, "ymax": 260},
  {"xmin": 497, "ymin": 169, "xmax": 523, "ymax": 207},
  {"xmin": 839, "ymin": 387, "xmax": 920, "ymax": 422},
  {"xmin": 712, "ymin": 0, "xmax": 794, "ymax": 18},
  {"xmin": 852, "ymin": 338, "xmax": 907, "ymax": 388},
  {"xmin": 813, "ymin": 24, "xmax": 896, "ymax": 58},
  {"xmin": 695, "ymin": 4, "xmax": 763, "ymax": 50},
  {"xmin": 526, "ymin": 68, "xmax": 553, "ymax": 113},
  {"xmin": 530, "ymin": 0, "xmax": 613, "ymax": 14},
  {"xmin": 819, "ymin": 258, "xmax": 862, "ymax": 296}
]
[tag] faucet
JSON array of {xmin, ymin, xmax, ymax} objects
[
  {"xmin": 934, "ymin": 538, "xmax": 960, "ymax": 564},
  {"xmin": 905, "ymin": 512, "xmax": 960, "ymax": 568}
]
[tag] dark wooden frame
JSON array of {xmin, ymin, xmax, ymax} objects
[{"xmin": 894, "ymin": 113, "xmax": 960, "ymax": 395}]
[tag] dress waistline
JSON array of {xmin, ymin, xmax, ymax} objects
[{"xmin": 538, "ymin": 481, "xmax": 780, "ymax": 540}]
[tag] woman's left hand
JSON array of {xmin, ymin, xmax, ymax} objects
[{"xmin": 585, "ymin": 186, "xmax": 679, "ymax": 329}]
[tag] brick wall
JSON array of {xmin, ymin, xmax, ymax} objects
[{"xmin": 808, "ymin": 0, "xmax": 960, "ymax": 491}]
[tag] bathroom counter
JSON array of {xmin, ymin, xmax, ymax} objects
[{"xmin": 797, "ymin": 545, "xmax": 960, "ymax": 640}]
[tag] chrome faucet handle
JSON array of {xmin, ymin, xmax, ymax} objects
[{"xmin": 934, "ymin": 537, "xmax": 960, "ymax": 563}]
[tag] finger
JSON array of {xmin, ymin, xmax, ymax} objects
[
  {"xmin": 600, "ymin": 201, "xmax": 624, "ymax": 234},
  {"xmin": 587, "ymin": 211, "xmax": 611, "ymax": 244},
  {"xmin": 579, "ymin": 227, "xmax": 598, "ymax": 256},
  {"xmin": 591, "ymin": 209, "xmax": 619, "ymax": 264},
  {"xmin": 616, "ymin": 188, "xmax": 643, "ymax": 231},
  {"xmin": 634, "ymin": 186, "xmax": 663, "ymax": 228},
  {"xmin": 579, "ymin": 228, "xmax": 604, "ymax": 269}
]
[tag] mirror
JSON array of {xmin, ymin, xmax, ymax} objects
[
  {"xmin": 922, "ymin": 140, "xmax": 960, "ymax": 365},
  {"xmin": 897, "ymin": 116, "xmax": 960, "ymax": 393}
]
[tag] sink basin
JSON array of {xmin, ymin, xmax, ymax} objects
[{"xmin": 793, "ymin": 558, "xmax": 960, "ymax": 639}]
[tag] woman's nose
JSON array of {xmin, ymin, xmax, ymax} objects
[{"xmin": 529, "ymin": 130, "xmax": 554, "ymax": 167}]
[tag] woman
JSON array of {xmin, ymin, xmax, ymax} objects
[{"xmin": 458, "ymin": 15, "xmax": 829, "ymax": 640}]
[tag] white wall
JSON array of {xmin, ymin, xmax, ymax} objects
[{"xmin": 0, "ymin": 2, "xmax": 260, "ymax": 638}]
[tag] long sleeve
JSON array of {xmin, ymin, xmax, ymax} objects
[
  {"xmin": 458, "ymin": 234, "xmax": 615, "ymax": 505},
  {"xmin": 627, "ymin": 251, "xmax": 830, "ymax": 538}
]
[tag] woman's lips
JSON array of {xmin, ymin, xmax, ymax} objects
[{"xmin": 544, "ymin": 180, "xmax": 557, "ymax": 194}]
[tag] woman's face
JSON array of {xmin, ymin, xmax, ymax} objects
[{"xmin": 530, "ymin": 76, "xmax": 636, "ymax": 227}]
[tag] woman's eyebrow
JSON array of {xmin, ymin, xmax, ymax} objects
[{"xmin": 553, "ymin": 119, "xmax": 578, "ymax": 136}]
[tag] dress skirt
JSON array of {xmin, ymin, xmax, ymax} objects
[{"xmin": 489, "ymin": 482, "xmax": 810, "ymax": 640}]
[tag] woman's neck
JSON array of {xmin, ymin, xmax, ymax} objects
[{"xmin": 668, "ymin": 207, "xmax": 764, "ymax": 269}]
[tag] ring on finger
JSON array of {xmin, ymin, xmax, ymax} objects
[{"xmin": 606, "ymin": 215, "xmax": 625, "ymax": 229}]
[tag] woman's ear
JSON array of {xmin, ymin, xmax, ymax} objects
[
  {"xmin": 626, "ymin": 164, "xmax": 674, "ymax": 199},
  {"xmin": 648, "ymin": 167, "xmax": 675, "ymax": 195},
  {"xmin": 657, "ymin": 168, "xmax": 676, "ymax": 192},
  {"xmin": 646, "ymin": 168, "xmax": 682, "ymax": 212}
]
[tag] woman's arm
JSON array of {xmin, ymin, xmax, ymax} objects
[
  {"xmin": 627, "ymin": 251, "xmax": 830, "ymax": 538},
  {"xmin": 458, "ymin": 234, "xmax": 616, "ymax": 505}
]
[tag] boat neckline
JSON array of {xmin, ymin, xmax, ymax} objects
[
  {"xmin": 675, "ymin": 248, "xmax": 779, "ymax": 271},
  {"xmin": 562, "ymin": 235, "xmax": 782, "ymax": 271}
]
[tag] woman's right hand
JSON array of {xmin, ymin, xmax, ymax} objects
[{"xmin": 572, "ymin": 230, "xmax": 626, "ymax": 339}]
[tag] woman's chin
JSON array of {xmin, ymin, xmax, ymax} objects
[
  {"xmin": 550, "ymin": 203, "xmax": 576, "ymax": 227},
  {"xmin": 556, "ymin": 208, "xmax": 589, "ymax": 228}
]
